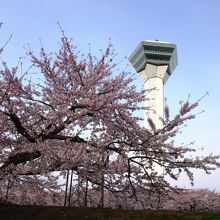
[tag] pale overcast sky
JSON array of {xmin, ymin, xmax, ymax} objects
[{"xmin": 1, "ymin": 0, "xmax": 220, "ymax": 191}]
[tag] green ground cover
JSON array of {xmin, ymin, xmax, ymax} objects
[{"xmin": 0, "ymin": 204, "xmax": 220, "ymax": 220}]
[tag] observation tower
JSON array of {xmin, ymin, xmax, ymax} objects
[
  {"xmin": 129, "ymin": 40, "xmax": 178, "ymax": 175},
  {"xmin": 129, "ymin": 40, "xmax": 178, "ymax": 129}
]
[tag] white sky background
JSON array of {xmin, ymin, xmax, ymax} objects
[{"xmin": 1, "ymin": 0, "xmax": 220, "ymax": 191}]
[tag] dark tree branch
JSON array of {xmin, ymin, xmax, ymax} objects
[
  {"xmin": 3, "ymin": 112, "xmax": 36, "ymax": 143},
  {"xmin": 0, "ymin": 151, "xmax": 41, "ymax": 170}
]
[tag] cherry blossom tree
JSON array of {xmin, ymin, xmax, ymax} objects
[
  {"xmin": 0, "ymin": 27, "xmax": 220, "ymax": 208},
  {"xmin": 163, "ymin": 189, "xmax": 220, "ymax": 211}
]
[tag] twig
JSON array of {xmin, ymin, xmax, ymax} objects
[{"xmin": 0, "ymin": 34, "xmax": 12, "ymax": 54}]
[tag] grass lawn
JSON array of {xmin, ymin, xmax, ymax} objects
[{"xmin": 1, "ymin": 204, "xmax": 220, "ymax": 220}]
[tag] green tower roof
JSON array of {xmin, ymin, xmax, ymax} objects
[{"xmin": 128, "ymin": 40, "xmax": 178, "ymax": 75}]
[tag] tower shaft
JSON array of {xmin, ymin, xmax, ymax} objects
[{"xmin": 140, "ymin": 63, "xmax": 168, "ymax": 129}]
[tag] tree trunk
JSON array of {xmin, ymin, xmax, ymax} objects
[
  {"xmin": 5, "ymin": 179, "xmax": 10, "ymax": 203},
  {"xmin": 68, "ymin": 169, "xmax": 74, "ymax": 206},
  {"xmin": 100, "ymin": 175, "xmax": 104, "ymax": 208},
  {"xmin": 84, "ymin": 176, "xmax": 88, "ymax": 207},
  {"xmin": 64, "ymin": 170, "xmax": 70, "ymax": 207}
]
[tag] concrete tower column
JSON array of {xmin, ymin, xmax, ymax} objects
[{"xmin": 139, "ymin": 64, "xmax": 169, "ymax": 129}]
